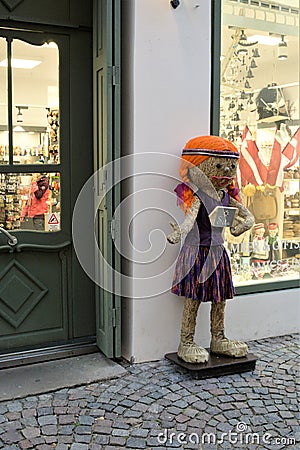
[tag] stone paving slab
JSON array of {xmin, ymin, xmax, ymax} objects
[
  {"xmin": 0, "ymin": 353, "xmax": 127, "ymax": 401},
  {"xmin": 0, "ymin": 334, "xmax": 299, "ymax": 449}
]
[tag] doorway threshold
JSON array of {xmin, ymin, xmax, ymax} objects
[
  {"xmin": 0, "ymin": 353, "xmax": 127, "ymax": 401},
  {"xmin": 0, "ymin": 340, "xmax": 98, "ymax": 370}
]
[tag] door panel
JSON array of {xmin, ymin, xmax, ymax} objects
[
  {"xmin": 93, "ymin": 0, "xmax": 121, "ymax": 358},
  {"xmin": 0, "ymin": 30, "xmax": 70, "ymax": 352},
  {"xmin": 0, "ymin": 0, "xmax": 92, "ymax": 29},
  {"xmin": 0, "ymin": 250, "xmax": 68, "ymax": 349},
  {"xmin": 69, "ymin": 26, "xmax": 95, "ymax": 339},
  {"xmin": 0, "ymin": 18, "xmax": 95, "ymax": 353}
]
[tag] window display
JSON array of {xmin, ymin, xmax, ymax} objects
[
  {"xmin": 0, "ymin": 38, "xmax": 59, "ymax": 165},
  {"xmin": 0, "ymin": 36, "xmax": 61, "ymax": 233},
  {"xmin": 220, "ymin": 0, "xmax": 299, "ymax": 287},
  {"xmin": 0, "ymin": 172, "xmax": 61, "ymax": 232}
]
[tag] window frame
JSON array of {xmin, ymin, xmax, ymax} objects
[
  {"xmin": 211, "ymin": 0, "xmax": 299, "ymax": 295},
  {"xmin": 0, "ymin": 28, "xmax": 70, "ymax": 246}
]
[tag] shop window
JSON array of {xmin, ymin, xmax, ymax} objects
[
  {"xmin": 219, "ymin": 0, "xmax": 299, "ymax": 287},
  {"xmin": 0, "ymin": 172, "xmax": 61, "ymax": 232},
  {"xmin": 0, "ymin": 35, "xmax": 61, "ymax": 232}
]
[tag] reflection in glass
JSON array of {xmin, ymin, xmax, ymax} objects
[
  {"xmin": 11, "ymin": 40, "xmax": 60, "ymax": 164},
  {"xmin": 0, "ymin": 172, "xmax": 61, "ymax": 232},
  {"xmin": 220, "ymin": 0, "xmax": 300, "ymax": 286},
  {"xmin": 0, "ymin": 37, "xmax": 8, "ymax": 164}
]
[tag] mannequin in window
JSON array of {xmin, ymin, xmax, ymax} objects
[
  {"xmin": 251, "ymin": 223, "xmax": 269, "ymax": 263},
  {"xmin": 21, "ymin": 174, "xmax": 50, "ymax": 231},
  {"xmin": 268, "ymin": 223, "xmax": 281, "ymax": 263}
]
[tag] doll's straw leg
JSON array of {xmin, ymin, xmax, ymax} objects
[
  {"xmin": 210, "ymin": 301, "xmax": 248, "ymax": 357},
  {"xmin": 177, "ymin": 297, "xmax": 209, "ymax": 364}
]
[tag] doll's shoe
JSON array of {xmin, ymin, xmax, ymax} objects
[
  {"xmin": 210, "ymin": 301, "xmax": 248, "ymax": 358},
  {"xmin": 210, "ymin": 337, "xmax": 248, "ymax": 358},
  {"xmin": 178, "ymin": 342, "xmax": 209, "ymax": 364}
]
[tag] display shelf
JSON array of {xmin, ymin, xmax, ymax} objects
[
  {"xmin": 0, "ymin": 174, "xmax": 22, "ymax": 230},
  {"xmin": 233, "ymin": 272, "xmax": 300, "ymax": 287}
]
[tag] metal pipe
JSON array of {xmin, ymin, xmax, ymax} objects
[{"xmin": 0, "ymin": 227, "xmax": 18, "ymax": 246}]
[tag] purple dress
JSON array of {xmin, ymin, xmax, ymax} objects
[{"xmin": 171, "ymin": 189, "xmax": 234, "ymax": 303}]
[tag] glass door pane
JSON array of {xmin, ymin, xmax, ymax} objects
[
  {"xmin": 0, "ymin": 37, "xmax": 8, "ymax": 164},
  {"xmin": 11, "ymin": 39, "xmax": 60, "ymax": 164},
  {"xmin": 0, "ymin": 171, "xmax": 61, "ymax": 232}
]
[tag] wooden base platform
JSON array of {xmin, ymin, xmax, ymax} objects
[{"xmin": 165, "ymin": 351, "xmax": 257, "ymax": 379}]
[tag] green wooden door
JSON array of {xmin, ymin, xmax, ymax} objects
[
  {"xmin": 0, "ymin": 24, "xmax": 95, "ymax": 352},
  {"xmin": 93, "ymin": 0, "xmax": 121, "ymax": 358}
]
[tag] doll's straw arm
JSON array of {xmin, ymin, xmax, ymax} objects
[
  {"xmin": 229, "ymin": 197, "xmax": 254, "ymax": 231},
  {"xmin": 168, "ymin": 195, "xmax": 201, "ymax": 242},
  {"xmin": 173, "ymin": 195, "xmax": 201, "ymax": 236}
]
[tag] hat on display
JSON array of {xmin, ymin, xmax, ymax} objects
[
  {"xmin": 254, "ymin": 223, "xmax": 265, "ymax": 231},
  {"xmin": 268, "ymin": 223, "xmax": 278, "ymax": 230}
]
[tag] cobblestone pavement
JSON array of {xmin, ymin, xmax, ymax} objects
[{"xmin": 0, "ymin": 334, "xmax": 299, "ymax": 450}]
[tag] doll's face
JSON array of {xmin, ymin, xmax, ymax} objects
[
  {"xmin": 189, "ymin": 156, "xmax": 238, "ymax": 190},
  {"xmin": 269, "ymin": 228, "xmax": 278, "ymax": 237},
  {"xmin": 255, "ymin": 228, "xmax": 265, "ymax": 237}
]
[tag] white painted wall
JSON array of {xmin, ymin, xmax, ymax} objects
[
  {"xmin": 124, "ymin": 289, "xmax": 300, "ymax": 363},
  {"xmin": 121, "ymin": 0, "xmax": 300, "ymax": 363}
]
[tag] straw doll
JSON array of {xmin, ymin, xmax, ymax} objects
[{"xmin": 167, "ymin": 136, "xmax": 254, "ymax": 364}]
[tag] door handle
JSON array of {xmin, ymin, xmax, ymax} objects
[{"xmin": 0, "ymin": 227, "xmax": 18, "ymax": 247}]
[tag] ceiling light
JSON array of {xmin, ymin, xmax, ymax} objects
[
  {"xmin": 15, "ymin": 105, "xmax": 28, "ymax": 124},
  {"xmin": 248, "ymin": 94, "xmax": 254, "ymax": 105},
  {"xmin": 239, "ymin": 30, "xmax": 247, "ymax": 42},
  {"xmin": 0, "ymin": 58, "xmax": 42, "ymax": 69},
  {"xmin": 237, "ymin": 48, "xmax": 248, "ymax": 56},
  {"xmin": 13, "ymin": 125, "xmax": 25, "ymax": 132},
  {"xmin": 250, "ymin": 59, "xmax": 257, "ymax": 69},
  {"xmin": 240, "ymin": 90, "xmax": 247, "ymax": 100},
  {"xmin": 247, "ymin": 35, "xmax": 281, "ymax": 46},
  {"xmin": 278, "ymin": 35, "xmax": 288, "ymax": 60},
  {"xmin": 252, "ymin": 48, "xmax": 260, "ymax": 58},
  {"xmin": 17, "ymin": 108, "xmax": 22, "ymax": 123},
  {"xmin": 246, "ymin": 68, "xmax": 254, "ymax": 79},
  {"xmin": 228, "ymin": 100, "xmax": 235, "ymax": 110}
]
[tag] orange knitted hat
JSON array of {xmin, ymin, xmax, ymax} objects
[
  {"xmin": 179, "ymin": 135, "xmax": 239, "ymax": 183},
  {"xmin": 177, "ymin": 136, "xmax": 240, "ymax": 212}
]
